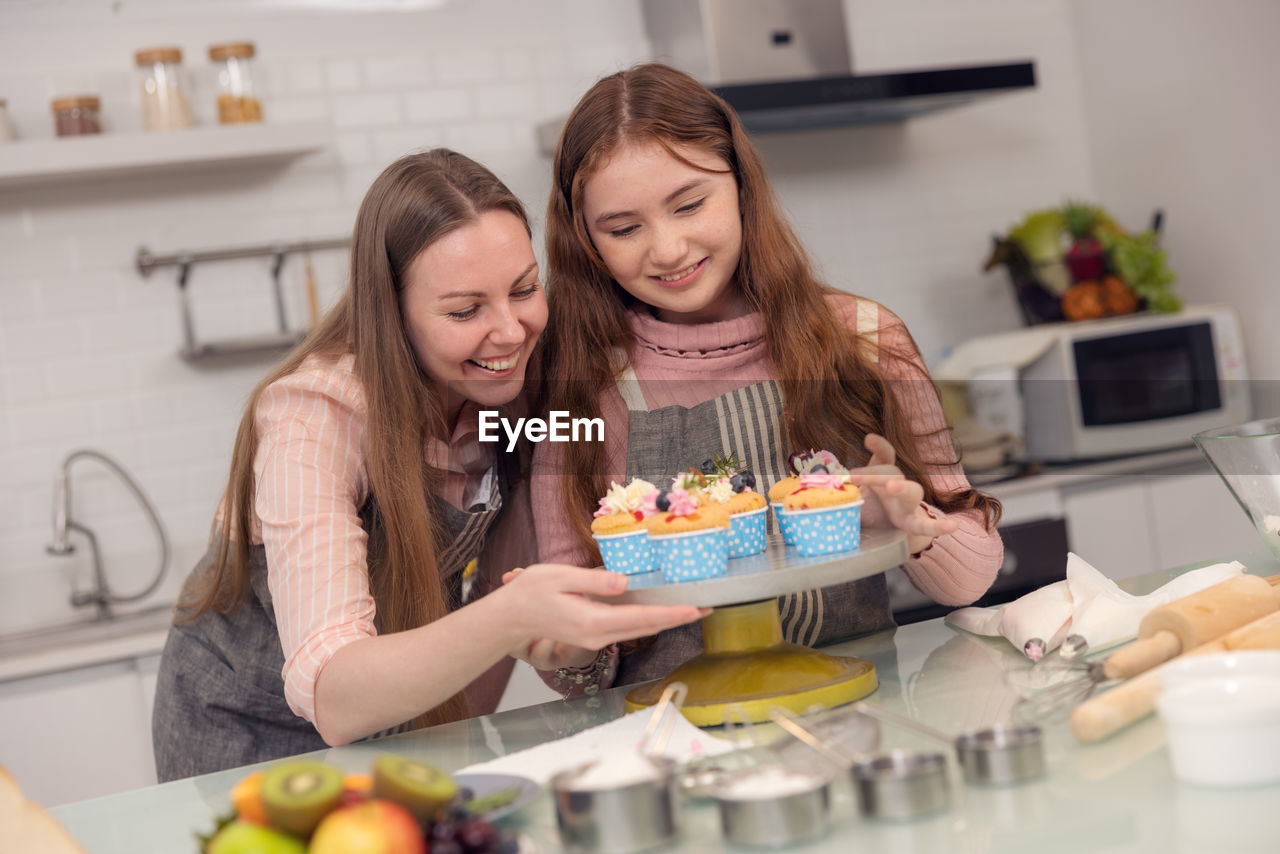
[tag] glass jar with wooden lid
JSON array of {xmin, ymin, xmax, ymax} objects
[
  {"xmin": 51, "ymin": 95, "xmax": 102, "ymax": 137},
  {"xmin": 209, "ymin": 41, "xmax": 262, "ymax": 124},
  {"xmin": 135, "ymin": 46, "xmax": 193, "ymax": 131}
]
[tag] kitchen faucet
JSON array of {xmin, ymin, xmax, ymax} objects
[{"xmin": 46, "ymin": 449, "xmax": 170, "ymax": 620}]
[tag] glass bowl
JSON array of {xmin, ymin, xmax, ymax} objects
[{"xmin": 1193, "ymin": 416, "xmax": 1280, "ymax": 563}]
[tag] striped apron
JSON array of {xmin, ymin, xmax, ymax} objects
[
  {"xmin": 613, "ymin": 373, "xmax": 894, "ymax": 687},
  {"xmin": 151, "ymin": 469, "xmax": 503, "ymax": 782}
]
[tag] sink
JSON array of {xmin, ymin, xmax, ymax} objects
[{"xmin": 0, "ymin": 603, "xmax": 175, "ymax": 659}]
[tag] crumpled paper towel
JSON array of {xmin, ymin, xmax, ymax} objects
[
  {"xmin": 944, "ymin": 553, "xmax": 1246, "ymax": 658},
  {"xmin": 455, "ymin": 708, "xmax": 738, "ymax": 785}
]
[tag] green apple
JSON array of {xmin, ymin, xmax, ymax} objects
[
  {"xmin": 206, "ymin": 820, "xmax": 306, "ymax": 854},
  {"xmin": 309, "ymin": 799, "xmax": 426, "ymax": 854}
]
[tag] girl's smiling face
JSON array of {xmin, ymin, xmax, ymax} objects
[
  {"xmin": 401, "ymin": 209, "xmax": 546, "ymax": 421},
  {"xmin": 581, "ymin": 139, "xmax": 746, "ymax": 324}
]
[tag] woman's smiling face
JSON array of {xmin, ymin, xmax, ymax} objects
[
  {"xmin": 581, "ymin": 139, "xmax": 745, "ymax": 324},
  {"xmin": 400, "ymin": 209, "xmax": 546, "ymax": 419}
]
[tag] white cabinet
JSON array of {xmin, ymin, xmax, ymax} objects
[
  {"xmin": 0, "ymin": 656, "xmax": 159, "ymax": 807},
  {"xmin": 495, "ymin": 660, "xmax": 562, "ymax": 713},
  {"xmin": 1058, "ymin": 466, "xmax": 1258, "ymax": 579},
  {"xmin": 1144, "ymin": 473, "xmax": 1258, "ymax": 570},
  {"xmin": 1062, "ymin": 480, "xmax": 1158, "ymax": 578},
  {"xmin": 989, "ymin": 450, "xmax": 1261, "ymax": 583}
]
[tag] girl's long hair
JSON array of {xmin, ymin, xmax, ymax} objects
[
  {"xmin": 539, "ymin": 63, "xmax": 1000, "ymax": 558},
  {"xmin": 180, "ymin": 149, "xmax": 530, "ymax": 731}
]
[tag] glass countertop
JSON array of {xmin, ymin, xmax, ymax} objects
[{"xmin": 51, "ymin": 552, "xmax": 1280, "ymax": 853}]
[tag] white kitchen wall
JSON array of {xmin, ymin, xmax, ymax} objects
[
  {"xmin": 1068, "ymin": 0, "xmax": 1280, "ymax": 416},
  {"xmin": 0, "ymin": 0, "xmax": 652, "ymax": 633},
  {"xmin": 0, "ymin": 0, "xmax": 1101, "ymax": 635}
]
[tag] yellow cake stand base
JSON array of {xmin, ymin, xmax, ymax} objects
[{"xmin": 623, "ymin": 599, "xmax": 878, "ymax": 726}]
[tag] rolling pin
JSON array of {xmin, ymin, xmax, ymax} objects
[
  {"xmin": 1101, "ymin": 573, "xmax": 1280, "ymax": 680},
  {"xmin": 1071, "ymin": 607, "xmax": 1280, "ymax": 743}
]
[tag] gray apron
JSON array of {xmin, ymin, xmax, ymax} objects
[
  {"xmin": 152, "ymin": 469, "xmax": 503, "ymax": 782},
  {"xmin": 614, "ymin": 375, "xmax": 894, "ymax": 687}
]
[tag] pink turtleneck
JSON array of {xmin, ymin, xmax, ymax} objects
[{"xmin": 531, "ymin": 294, "xmax": 1003, "ymax": 607}]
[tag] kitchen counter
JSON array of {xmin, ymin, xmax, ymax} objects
[
  {"xmin": 0, "ymin": 604, "xmax": 173, "ymax": 683},
  {"xmin": 49, "ymin": 551, "xmax": 1280, "ymax": 854},
  {"xmin": 971, "ymin": 445, "xmax": 1205, "ymax": 497}
]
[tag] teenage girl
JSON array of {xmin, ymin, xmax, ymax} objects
[
  {"xmin": 151, "ymin": 149, "xmax": 707, "ymax": 780},
  {"xmin": 530, "ymin": 64, "xmax": 1003, "ymax": 689}
]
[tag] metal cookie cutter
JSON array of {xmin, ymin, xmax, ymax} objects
[
  {"xmin": 852, "ymin": 702, "xmax": 1045, "ymax": 787},
  {"xmin": 771, "ymin": 706, "xmax": 951, "ymax": 821},
  {"xmin": 711, "ymin": 704, "xmax": 834, "ymax": 848}
]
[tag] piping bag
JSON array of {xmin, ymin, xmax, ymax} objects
[{"xmin": 944, "ymin": 553, "xmax": 1246, "ymax": 659}]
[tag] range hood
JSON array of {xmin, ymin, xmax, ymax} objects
[
  {"xmin": 534, "ymin": 0, "xmax": 1037, "ymax": 153},
  {"xmin": 641, "ymin": 0, "xmax": 1036, "ymax": 134}
]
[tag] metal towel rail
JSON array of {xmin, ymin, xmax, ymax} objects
[{"xmin": 135, "ymin": 238, "xmax": 351, "ymax": 362}]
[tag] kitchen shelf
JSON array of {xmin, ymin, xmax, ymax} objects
[{"xmin": 0, "ymin": 121, "xmax": 330, "ymax": 188}]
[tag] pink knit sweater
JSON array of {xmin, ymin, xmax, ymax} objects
[{"xmin": 531, "ymin": 294, "xmax": 1003, "ymax": 607}]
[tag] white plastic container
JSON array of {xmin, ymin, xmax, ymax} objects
[{"xmin": 1155, "ymin": 674, "xmax": 1280, "ymax": 787}]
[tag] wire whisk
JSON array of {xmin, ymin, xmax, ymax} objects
[{"xmin": 1009, "ymin": 634, "xmax": 1110, "ymax": 723}]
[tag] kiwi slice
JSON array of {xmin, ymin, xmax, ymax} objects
[
  {"xmin": 370, "ymin": 754, "xmax": 458, "ymax": 823},
  {"xmin": 259, "ymin": 759, "xmax": 344, "ymax": 837}
]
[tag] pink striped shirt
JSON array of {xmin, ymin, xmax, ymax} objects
[
  {"xmin": 532, "ymin": 295, "xmax": 1003, "ymax": 606},
  {"xmin": 248, "ymin": 353, "xmax": 491, "ymax": 723}
]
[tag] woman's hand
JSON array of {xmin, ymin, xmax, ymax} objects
[
  {"xmin": 848, "ymin": 434, "xmax": 958, "ymax": 555},
  {"xmin": 498, "ymin": 564, "xmax": 709, "ymax": 670}
]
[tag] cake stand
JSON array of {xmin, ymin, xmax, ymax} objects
[{"xmin": 614, "ymin": 528, "xmax": 909, "ymax": 725}]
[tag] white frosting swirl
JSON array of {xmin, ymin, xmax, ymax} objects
[{"xmin": 598, "ymin": 478, "xmax": 657, "ymax": 516}]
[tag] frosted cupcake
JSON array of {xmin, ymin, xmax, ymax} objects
[
  {"xmin": 645, "ymin": 487, "xmax": 731, "ymax": 582},
  {"xmin": 781, "ymin": 471, "xmax": 863, "ymax": 557},
  {"xmin": 770, "ymin": 450, "xmax": 848, "ymax": 545},
  {"xmin": 591, "ymin": 478, "xmax": 658, "ymax": 575},
  {"xmin": 701, "ymin": 471, "xmax": 768, "ymax": 558},
  {"xmin": 768, "ymin": 476, "xmax": 801, "ymax": 544}
]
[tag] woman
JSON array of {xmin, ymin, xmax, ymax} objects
[
  {"xmin": 152, "ymin": 149, "xmax": 706, "ymax": 781},
  {"xmin": 531, "ymin": 64, "xmax": 1004, "ymax": 689}
]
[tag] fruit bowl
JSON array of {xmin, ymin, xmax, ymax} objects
[{"xmin": 1194, "ymin": 416, "xmax": 1280, "ymax": 563}]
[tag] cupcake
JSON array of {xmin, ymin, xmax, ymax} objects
[
  {"xmin": 767, "ymin": 476, "xmax": 802, "ymax": 544},
  {"xmin": 781, "ymin": 471, "xmax": 863, "ymax": 557},
  {"xmin": 701, "ymin": 469, "xmax": 768, "ymax": 558},
  {"xmin": 645, "ymin": 487, "xmax": 731, "ymax": 582},
  {"xmin": 591, "ymin": 478, "xmax": 658, "ymax": 575},
  {"xmin": 770, "ymin": 450, "xmax": 848, "ymax": 545}
]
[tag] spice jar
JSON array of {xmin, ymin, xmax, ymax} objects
[
  {"xmin": 0, "ymin": 99, "xmax": 13, "ymax": 142},
  {"xmin": 135, "ymin": 46, "xmax": 193, "ymax": 131},
  {"xmin": 51, "ymin": 95, "xmax": 102, "ymax": 137},
  {"xmin": 209, "ymin": 41, "xmax": 263, "ymax": 124}
]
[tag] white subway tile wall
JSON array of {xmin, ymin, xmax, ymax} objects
[{"xmin": 0, "ymin": 0, "xmax": 1094, "ymax": 635}]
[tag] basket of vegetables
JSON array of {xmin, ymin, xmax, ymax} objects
[{"xmin": 984, "ymin": 201, "xmax": 1181, "ymax": 326}]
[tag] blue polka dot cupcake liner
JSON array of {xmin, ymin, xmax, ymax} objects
[
  {"xmin": 780, "ymin": 500, "xmax": 863, "ymax": 557},
  {"xmin": 771, "ymin": 502, "xmax": 798, "ymax": 545},
  {"xmin": 649, "ymin": 527, "xmax": 729, "ymax": 583},
  {"xmin": 728, "ymin": 506, "xmax": 767, "ymax": 558},
  {"xmin": 594, "ymin": 530, "xmax": 658, "ymax": 575}
]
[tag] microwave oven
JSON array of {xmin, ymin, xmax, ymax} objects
[{"xmin": 937, "ymin": 305, "xmax": 1251, "ymax": 463}]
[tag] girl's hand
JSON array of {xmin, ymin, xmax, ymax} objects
[
  {"xmin": 848, "ymin": 434, "xmax": 958, "ymax": 555},
  {"xmin": 498, "ymin": 565, "xmax": 710, "ymax": 669}
]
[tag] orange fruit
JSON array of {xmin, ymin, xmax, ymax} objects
[
  {"xmin": 1102, "ymin": 275, "xmax": 1138, "ymax": 315},
  {"xmin": 230, "ymin": 771, "xmax": 268, "ymax": 825},
  {"xmin": 1062, "ymin": 281, "xmax": 1107, "ymax": 321}
]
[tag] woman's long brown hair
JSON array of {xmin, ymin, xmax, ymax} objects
[
  {"xmin": 539, "ymin": 64, "xmax": 1000, "ymax": 559},
  {"xmin": 179, "ymin": 149, "xmax": 530, "ymax": 731}
]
